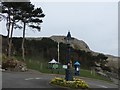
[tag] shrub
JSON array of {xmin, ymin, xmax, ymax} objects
[
  {"xmin": 50, "ymin": 77, "xmax": 89, "ymax": 89},
  {"xmin": 2, "ymin": 54, "xmax": 16, "ymax": 69},
  {"xmin": 2, "ymin": 54, "xmax": 27, "ymax": 71}
]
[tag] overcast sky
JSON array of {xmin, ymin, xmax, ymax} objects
[{"xmin": 1, "ymin": 1, "xmax": 118, "ymax": 56}]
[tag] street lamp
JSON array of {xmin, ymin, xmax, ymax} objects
[{"xmin": 64, "ymin": 31, "xmax": 74, "ymax": 81}]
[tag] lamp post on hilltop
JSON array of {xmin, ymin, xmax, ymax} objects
[{"xmin": 64, "ymin": 31, "xmax": 74, "ymax": 81}]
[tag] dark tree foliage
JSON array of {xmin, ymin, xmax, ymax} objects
[
  {"xmin": 1, "ymin": 2, "xmax": 45, "ymax": 60},
  {"xmin": 1, "ymin": 2, "xmax": 24, "ymax": 58},
  {"xmin": 4, "ymin": 2, "xmax": 45, "ymax": 61},
  {"xmin": 2, "ymin": 36, "xmax": 108, "ymax": 69},
  {"xmin": 118, "ymin": 68, "xmax": 120, "ymax": 80},
  {"xmin": 12, "ymin": 37, "xmax": 23, "ymax": 55}
]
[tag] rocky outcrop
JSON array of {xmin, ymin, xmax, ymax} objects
[
  {"xmin": 50, "ymin": 35, "xmax": 90, "ymax": 51},
  {"xmin": 106, "ymin": 55, "xmax": 119, "ymax": 70},
  {"xmin": 3, "ymin": 34, "xmax": 119, "ymax": 71},
  {"xmin": 50, "ymin": 35, "xmax": 119, "ymax": 71}
]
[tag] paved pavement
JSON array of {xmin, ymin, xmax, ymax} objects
[{"xmin": 2, "ymin": 69, "xmax": 119, "ymax": 89}]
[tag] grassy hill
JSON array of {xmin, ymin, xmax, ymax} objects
[{"xmin": 1, "ymin": 34, "xmax": 119, "ymax": 72}]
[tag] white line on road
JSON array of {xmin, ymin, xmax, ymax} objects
[
  {"xmin": 97, "ymin": 85, "xmax": 108, "ymax": 88},
  {"xmin": 25, "ymin": 78, "xmax": 34, "ymax": 80},
  {"xmin": 35, "ymin": 78, "xmax": 41, "ymax": 80},
  {"xmin": 25, "ymin": 77, "xmax": 42, "ymax": 80}
]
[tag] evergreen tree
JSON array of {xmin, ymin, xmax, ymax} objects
[
  {"xmin": 1, "ymin": 2, "xmax": 22, "ymax": 58},
  {"xmin": 15, "ymin": 2, "xmax": 45, "ymax": 61}
]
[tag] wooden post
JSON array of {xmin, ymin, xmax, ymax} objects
[{"xmin": 40, "ymin": 63, "xmax": 42, "ymax": 70}]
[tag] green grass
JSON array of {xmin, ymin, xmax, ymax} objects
[
  {"xmin": 16, "ymin": 56, "xmax": 112, "ymax": 82},
  {"xmin": 26, "ymin": 60, "xmax": 111, "ymax": 82},
  {"xmin": 80, "ymin": 69, "xmax": 112, "ymax": 82},
  {"xmin": 25, "ymin": 59, "xmax": 65, "ymax": 74}
]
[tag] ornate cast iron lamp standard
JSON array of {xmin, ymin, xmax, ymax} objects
[{"xmin": 64, "ymin": 31, "xmax": 74, "ymax": 81}]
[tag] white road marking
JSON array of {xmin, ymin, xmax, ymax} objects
[
  {"xmin": 25, "ymin": 78, "xmax": 34, "ymax": 80},
  {"xmin": 97, "ymin": 85, "xmax": 108, "ymax": 88},
  {"xmin": 35, "ymin": 78, "xmax": 41, "ymax": 80},
  {"xmin": 25, "ymin": 77, "xmax": 42, "ymax": 80}
]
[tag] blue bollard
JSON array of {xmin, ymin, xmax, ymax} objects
[{"xmin": 74, "ymin": 61, "xmax": 80, "ymax": 76}]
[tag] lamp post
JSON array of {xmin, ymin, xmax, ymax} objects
[{"xmin": 64, "ymin": 31, "xmax": 74, "ymax": 81}]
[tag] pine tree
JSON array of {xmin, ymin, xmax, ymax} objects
[{"xmin": 15, "ymin": 2, "xmax": 45, "ymax": 61}]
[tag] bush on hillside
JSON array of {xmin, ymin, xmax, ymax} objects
[
  {"xmin": 2, "ymin": 54, "xmax": 17, "ymax": 69},
  {"xmin": 2, "ymin": 54, "xmax": 27, "ymax": 71}
]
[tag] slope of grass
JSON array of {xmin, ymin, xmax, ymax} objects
[{"xmin": 16, "ymin": 56, "xmax": 112, "ymax": 82}]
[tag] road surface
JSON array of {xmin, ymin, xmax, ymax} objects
[{"xmin": 2, "ymin": 70, "xmax": 118, "ymax": 89}]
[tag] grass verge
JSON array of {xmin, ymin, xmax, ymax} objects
[{"xmin": 16, "ymin": 56, "xmax": 112, "ymax": 82}]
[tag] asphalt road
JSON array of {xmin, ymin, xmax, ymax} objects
[{"xmin": 2, "ymin": 70, "xmax": 118, "ymax": 89}]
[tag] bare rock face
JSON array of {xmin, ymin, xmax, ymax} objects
[
  {"xmin": 50, "ymin": 36, "xmax": 90, "ymax": 51},
  {"xmin": 50, "ymin": 35, "xmax": 119, "ymax": 71},
  {"xmin": 71, "ymin": 38, "xmax": 90, "ymax": 51},
  {"xmin": 106, "ymin": 55, "xmax": 119, "ymax": 70},
  {"xmin": 26, "ymin": 35, "xmax": 119, "ymax": 71}
]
